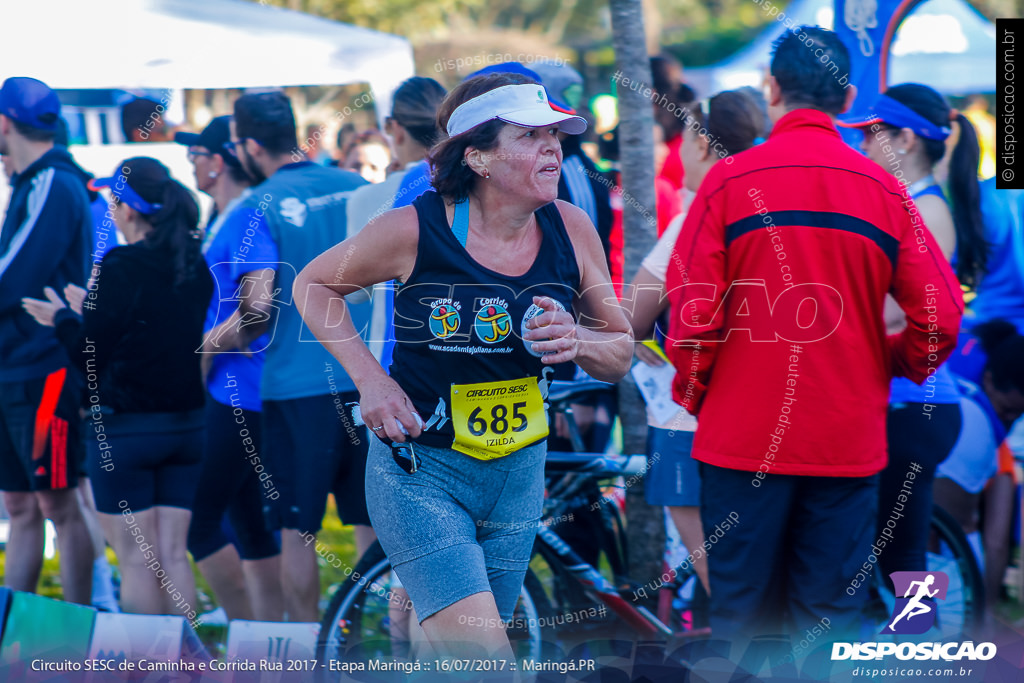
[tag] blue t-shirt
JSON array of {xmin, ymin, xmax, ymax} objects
[
  {"xmin": 970, "ymin": 178, "xmax": 1024, "ymax": 331},
  {"xmin": 890, "ymin": 183, "xmax": 960, "ymax": 405},
  {"xmin": 203, "ymin": 196, "xmax": 279, "ymax": 412},
  {"xmin": 947, "ymin": 330, "xmax": 987, "ymax": 386},
  {"xmin": 946, "ymin": 331, "xmax": 1007, "ymax": 443},
  {"xmin": 246, "ymin": 162, "xmax": 369, "ymax": 401}
]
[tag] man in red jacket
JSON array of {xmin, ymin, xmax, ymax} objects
[{"xmin": 665, "ymin": 27, "xmax": 963, "ymax": 646}]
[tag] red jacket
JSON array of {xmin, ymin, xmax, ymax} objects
[
  {"xmin": 665, "ymin": 109, "xmax": 963, "ymax": 477},
  {"xmin": 660, "ymin": 134, "xmax": 685, "ymax": 192}
]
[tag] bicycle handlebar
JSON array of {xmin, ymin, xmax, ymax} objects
[
  {"xmin": 546, "ymin": 379, "xmax": 614, "ymax": 404},
  {"xmin": 545, "ymin": 451, "xmax": 647, "ymax": 477}
]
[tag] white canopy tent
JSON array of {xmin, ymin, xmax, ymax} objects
[
  {"xmin": 0, "ymin": 0, "xmax": 415, "ymax": 212},
  {"xmin": 1, "ymin": 0, "xmax": 415, "ymax": 118}
]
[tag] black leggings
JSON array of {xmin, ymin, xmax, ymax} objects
[
  {"xmin": 878, "ymin": 403, "xmax": 962, "ymax": 577},
  {"xmin": 187, "ymin": 398, "xmax": 279, "ymax": 562}
]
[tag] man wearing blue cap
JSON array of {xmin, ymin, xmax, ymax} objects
[
  {"xmin": 174, "ymin": 116, "xmax": 285, "ymax": 621},
  {"xmin": 0, "ymin": 76, "xmax": 93, "ymax": 605}
]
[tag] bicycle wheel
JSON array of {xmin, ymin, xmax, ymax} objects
[
  {"xmin": 316, "ymin": 541, "xmax": 548, "ymax": 680},
  {"xmin": 926, "ymin": 505, "xmax": 985, "ymax": 636},
  {"xmin": 316, "ymin": 540, "xmax": 395, "ymax": 678}
]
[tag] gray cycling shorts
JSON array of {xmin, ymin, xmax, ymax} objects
[{"xmin": 365, "ymin": 437, "xmax": 546, "ymax": 623}]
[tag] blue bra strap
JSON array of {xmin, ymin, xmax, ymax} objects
[{"xmin": 452, "ymin": 200, "xmax": 470, "ymax": 248}]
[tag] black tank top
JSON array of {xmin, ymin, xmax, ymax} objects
[{"xmin": 391, "ymin": 190, "xmax": 581, "ymax": 448}]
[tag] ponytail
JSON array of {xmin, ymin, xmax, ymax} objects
[
  {"xmin": 948, "ymin": 112, "xmax": 988, "ymax": 288},
  {"xmin": 111, "ymin": 157, "xmax": 203, "ymax": 286},
  {"xmin": 140, "ymin": 178, "xmax": 202, "ymax": 286},
  {"xmin": 885, "ymin": 84, "xmax": 989, "ymax": 288}
]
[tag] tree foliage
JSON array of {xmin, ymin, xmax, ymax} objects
[{"xmin": 254, "ymin": 0, "xmax": 1020, "ymax": 70}]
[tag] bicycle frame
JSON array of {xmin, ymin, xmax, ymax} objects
[{"xmin": 533, "ymin": 521, "xmax": 672, "ymax": 637}]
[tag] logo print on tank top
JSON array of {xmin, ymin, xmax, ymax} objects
[
  {"xmin": 474, "ymin": 297, "xmax": 512, "ymax": 344},
  {"xmin": 428, "ymin": 298, "xmax": 462, "ymax": 339}
]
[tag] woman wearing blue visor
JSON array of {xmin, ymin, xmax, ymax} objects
[
  {"xmin": 840, "ymin": 84, "xmax": 987, "ymax": 578},
  {"xmin": 22, "ymin": 157, "xmax": 213, "ymax": 622}
]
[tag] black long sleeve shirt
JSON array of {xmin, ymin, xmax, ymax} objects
[{"xmin": 55, "ymin": 244, "xmax": 213, "ymax": 414}]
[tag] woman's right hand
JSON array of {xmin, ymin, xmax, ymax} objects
[
  {"xmin": 63, "ymin": 284, "xmax": 87, "ymax": 316},
  {"xmin": 359, "ymin": 375, "xmax": 423, "ymax": 443}
]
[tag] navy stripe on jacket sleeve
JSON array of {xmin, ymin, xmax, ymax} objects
[{"xmin": 724, "ymin": 209, "xmax": 900, "ymax": 268}]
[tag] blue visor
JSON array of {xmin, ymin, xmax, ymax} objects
[
  {"xmin": 88, "ymin": 174, "xmax": 162, "ymax": 215},
  {"xmin": 838, "ymin": 95, "xmax": 951, "ymax": 141}
]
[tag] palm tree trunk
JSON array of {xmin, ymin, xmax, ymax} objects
[{"xmin": 609, "ymin": 0, "xmax": 663, "ymax": 603}]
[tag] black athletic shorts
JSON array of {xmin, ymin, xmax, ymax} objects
[
  {"xmin": 262, "ymin": 392, "xmax": 370, "ymax": 534},
  {"xmin": 0, "ymin": 369, "xmax": 82, "ymax": 492},
  {"xmin": 188, "ymin": 396, "xmax": 279, "ymax": 562},
  {"xmin": 86, "ymin": 410, "xmax": 204, "ymax": 514}
]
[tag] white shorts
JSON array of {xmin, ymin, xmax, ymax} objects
[{"xmin": 935, "ymin": 396, "xmax": 998, "ymax": 494}]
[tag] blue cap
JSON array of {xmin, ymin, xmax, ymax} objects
[
  {"xmin": 466, "ymin": 62, "xmax": 577, "ymax": 114},
  {"xmin": 88, "ymin": 173, "xmax": 162, "ymax": 215},
  {"xmin": 838, "ymin": 94, "xmax": 951, "ymax": 141},
  {"xmin": 0, "ymin": 77, "xmax": 61, "ymax": 132}
]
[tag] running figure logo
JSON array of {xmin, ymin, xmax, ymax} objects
[
  {"xmin": 883, "ymin": 571, "xmax": 949, "ymax": 634},
  {"xmin": 474, "ymin": 298, "xmax": 511, "ymax": 344}
]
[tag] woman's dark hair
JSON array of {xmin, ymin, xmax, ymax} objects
[
  {"xmin": 885, "ymin": 83, "xmax": 987, "ymax": 288},
  {"xmin": 391, "ymin": 77, "xmax": 448, "ymax": 149},
  {"xmin": 684, "ymin": 88, "xmax": 769, "ymax": 158},
  {"xmin": 120, "ymin": 157, "xmax": 202, "ymax": 286},
  {"xmin": 770, "ymin": 26, "xmax": 851, "ymax": 114},
  {"xmin": 655, "ymin": 82, "xmax": 698, "ymax": 139},
  {"xmin": 650, "ymin": 53, "xmax": 684, "ymax": 97},
  {"xmin": 429, "ymin": 72, "xmax": 537, "ymax": 202},
  {"xmin": 973, "ymin": 319, "xmax": 1024, "ymax": 394},
  {"xmin": 234, "ymin": 92, "xmax": 298, "ymax": 156}
]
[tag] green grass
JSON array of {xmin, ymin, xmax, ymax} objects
[{"xmin": 0, "ymin": 497, "xmax": 358, "ymax": 649}]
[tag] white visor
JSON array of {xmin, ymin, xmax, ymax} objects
[{"xmin": 446, "ymin": 84, "xmax": 587, "ymax": 138}]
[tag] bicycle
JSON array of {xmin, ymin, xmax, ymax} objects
[{"xmin": 315, "ymin": 381, "xmax": 986, "ymax": 677}]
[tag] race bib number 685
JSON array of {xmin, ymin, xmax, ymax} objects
[{"xmin": 450, "ymin": 377, "xmax": 548, "ymax": 460}]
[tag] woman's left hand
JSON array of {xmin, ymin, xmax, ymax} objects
[
  {"xmin": 523, "ymin": 296, "xmax": 579, "ymax": 364},
  {"xmin": 21, "ymin": 287, "xmax": 67, "ymax": 327}
]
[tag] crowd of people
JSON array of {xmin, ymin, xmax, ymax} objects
[{"xmin": 1, "ymin": 20, "xmax": 1023, "ymax": 664}]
